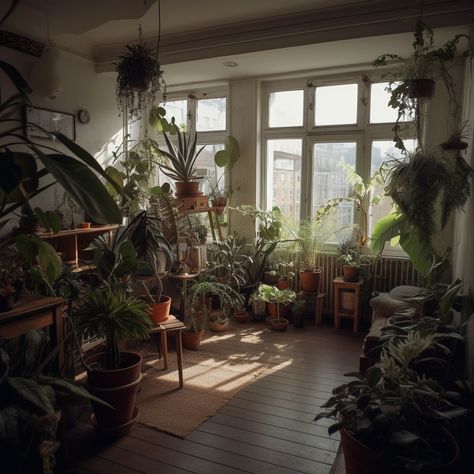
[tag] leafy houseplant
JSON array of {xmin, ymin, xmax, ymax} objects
[
  {"xmin": 316, "ymin": 333, "xmax": 468, "ymax": 474},
  {"xmin": 75, "ymin": 286, "xmax": 151, "ymax": 434},
  {"xmin": 250, "ymin": 284, "xmax": 296, "ymax": 331},
  {"xmin": 207, "ymin": 175, "xmax": 233, "ymax": 212},
  {"xmin": 157, "ymin": 128, "xmax": 205, "ymax": 197},
  {"xmin": 336, "ymin": 238, "xmax": 372, "ymax": 282},
  {"xmin": 116, "ymin": 27, "xmax": 166, "ymax": 119}
]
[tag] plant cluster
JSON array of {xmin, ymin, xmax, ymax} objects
[
  {"xmin": 207, "ymin": 175, "xmax": 233, "ymax": 202},
  {"xmin": 336, "ymin": 238, "xmax": 373, "ymax": 268},
  {"xmin": 249, "ymin": 284, "xmax": 296, "ymax": 321}
]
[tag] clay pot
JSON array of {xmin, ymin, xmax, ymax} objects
[
  {"xmin": 277, "ymin": 279, "xmax": 289, "ymax": 290},
  {"xmin": 343, "ymin": 266, "xmax": 360, "ymax": 282},
  {"xmin": 300, "ymin": 269, "xmax": 321, "ymax": 293},
  {"xmin": 263, "ymin": 271, "xmax": 279, "ymax": 285},
  {"xmin": 268, "ymin": 317, "xmax": 289, "ymax": 331},
  {"xmin": 182, "ymin": 330, "xmax": 204, "ymax": 350},
  {"xmin": 86, "ymin": 352, "xmax": 142, "ymax": 433},
  {"xmin": 211, "ymin": 197, "xmax": 227, "ymax": 214},
  {"xmin": 209, "ymin": 320, "xmax": 229, "ymax": 332},
  {"xmin": 80, "ymin": 222, "xmax": 91, "ymax": 229},
  {"xmin": 149, "ymin": 295, "xmax": 171, "ymax": 323},
  {"xmin": 235, "ymin": 308, "xmax": 250, "ymax": 323},
  {"xmin": 408, "ymin": 78, "xmax": 435, "ymax": 99},
  {"xmin": 266, "ymin": 302, "xmax": 290, "ymax": 319},
  {"xmin": 175, "ymin": 181, "xmax": 201, "ymax": 197}
]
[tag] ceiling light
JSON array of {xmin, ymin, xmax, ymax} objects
[{"xmin": 223, "ymin": 61, "xmax": 238, "ymax": 68}]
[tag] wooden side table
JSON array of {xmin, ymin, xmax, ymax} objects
[
  {"xmin": 148, "ymin": 316, "xmax": 185, "ymax": 389},
  {"xmin": 333, "ymin": 277, "xmax": 363, "ymax": 332},
  {"xmin": 297, "ymin": 291, "xmax": 326, "ymax": 325}
]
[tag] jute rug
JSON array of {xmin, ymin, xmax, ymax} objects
[{"xmin": 136, "ymin": 324, "xmax": 274, "ymax": 437}]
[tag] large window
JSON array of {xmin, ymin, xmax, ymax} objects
[{"xmin": 263, "ymin": 78, "xmax": 415, "ymax": 247}]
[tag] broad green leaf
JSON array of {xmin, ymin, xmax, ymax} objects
[
  {"xmin": 8, "ymin": 377, "xmax": 54, "ymax": 414},
  {"xmin": 118, "ymin": 240, "xmax": 136, "ymax": 259},
  {"xmin": 36, "ymin": 153, "xmax": 121, "ymax": 224},
  {"xmin": 224, "ymin": 135, "xmax": 240, "ymax": 170},
  {"xmin": 34, "ymin": 208, "xmax": 61, "ymax": 233},
  {"xmin": 399, "ymin": 231, "xmax": 432, "ymax": 277},
  {"xmin": 0, "ymin": 151, "xmax": 38, "ymax": 203},
  {"xmin": 365, "ymin": 366, "xmax": 382, "ymax": 387},
  {"xmin": 15, "ymin": 234, "xmax": 38, "ymax": 261},
  {"xmin": 214, "ymin": 149, "xmax": 228, "ymax": 168},
  {"xmin": 370, "ymin": 212, "xmax": 405, "ymax": 253},
  {"xmin": 35, "ymin": 236, "xmax": 62, "ymax": 283}
]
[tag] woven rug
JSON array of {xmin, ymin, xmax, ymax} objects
[{"xmin": 136, "ymin": 324, "xmax": 274, "ymax": 437}]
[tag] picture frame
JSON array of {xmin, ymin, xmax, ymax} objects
[{"xmin": 24, "ymin": 105, "xmax": 76, "ymax": 141}]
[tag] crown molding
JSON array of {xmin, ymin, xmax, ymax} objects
[{"xmin": 94, "ymin": 0, "xmax": 474, "ymax": 73}]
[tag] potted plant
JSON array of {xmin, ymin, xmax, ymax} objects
[
  {"xmin": 274, "ymin": 257, "xmax": 296, "ymax": 290},
  {"xmin": 76, "ymin": 286, "xmax": 152, "ymax": 435},
  {"xmin": 250, "ymin": 284, "xmax": 296, "ymax": 331},
  {"xmin": 316, "ymin": 333, "xmax": 468, "ymax": 474},
  {"xmin": 116, "ymin": 26, "xmax": 166, "ymax": 119},
  {"xmin": 184, "ymin": 281, "xmax": 244, "ymax": 349},
  {"xmin": 207, "ymin": 175, "xmax": 233, "ymax": 214},
  {"xmin": 292, "ymin": 299, "xmax": 307, "ymax": 328},
  {"xmin": 337, "ymin": 238, "xmax": 362, "ymax": 282},
  {"xmin": 157, "ymin": 128, "xmax": 205, "ymax": 197},
  {"xmin": 234, "ymin": 305, "xmax": 250, "ymax": 323},
  {"xmin": 373, "ymin": 18, "xmax": 472, "ymax": 151},
  {"xmin": 209, "ymin": 309, "xmax": 230, "ymax": 332}
]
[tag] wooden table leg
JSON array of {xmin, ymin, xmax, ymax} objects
[
  {"xmin": 208, "ymin": 211, "xmax": 217, "ymax": 242},
  {"xmin": 176, "ymin": 330, "xmax": 184, "ymax": 388},
  {"xmin": 334, "ymin": 286, "xmax": 340, "ymax": 330},
  {"xmin": 353, "ymin": 287, "xmax": 360, "ymax": 333},
  {"xmin": 160, "ymin": 329, "xmax": 168, "ymax": 370}
]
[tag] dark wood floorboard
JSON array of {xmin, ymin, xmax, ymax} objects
[{"xmin": 71, "ymin": 324, "xmax": 363, "ymax": 473}]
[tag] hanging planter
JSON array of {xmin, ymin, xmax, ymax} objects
[{"xmin": 116, "ymin": 26, "xmax": 166, "ymax": 119}]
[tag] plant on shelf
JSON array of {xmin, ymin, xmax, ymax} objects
[
  {"xmin": 184, "ymin": 281, "xmax": 244, "ymax": 349},
  {"xmin": 250, "ymin": 284, "xmax": 296, "ymax": 331},
  {"xmin": 75, "ymin": 285, "xmax": 151, "ymax": 434},
  {"xmin": 0, "ymin": 246, "xmax": 23, "ymax": 311},
  {"xmin": 116, "ymin": 26, "xmax": 166, "ymax": 119},
  {"xmin": 0, "ymin": 330, "xmax": 109, "ymax": 474},
  {"xmin": 272, "ymin": 255, "xmax": 296, "ymax": 290},
  {"xmin": 336, "ymin": 237, "xmax": 373, "ymax": 282},
  {"xmin": 207, "ymin": 175, "xmax": 233, "ymax": 210},
  {"xmin": 157, "ymin": 128, "xmax": 205, "ymax": 197},
  {"xmin": 373, "ymin": 18, "xmax": 472, "ymax": 151},
  {"xmin": 315, "ymin": 331, "xmax": 469, "ymax": 474}
]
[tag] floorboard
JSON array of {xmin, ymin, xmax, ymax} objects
[{"xmin": 71, "ymin": 324, "xmax": 363, "ymax": 473}]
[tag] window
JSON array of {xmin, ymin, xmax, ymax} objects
[
  {"xmin": 263, "ymin": 76, "xmax": 415, "ymax": 249},
  {"xmin": 197, "ymin": 97, "xmax": 226, "ymax": 131}
]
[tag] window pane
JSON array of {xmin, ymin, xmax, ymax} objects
[
  {"xmin": 268, "ymin": 90, "xmax": 304, "ymax": 127},
  {"xmin": 315, "ymin": 84, "xmax": 358, "ymax": 126},
  {"xmin": 161, "ymin": 100, "xmax": 187, "ymax": 130},
  {"xmin": 266, "ymin": 139, "xmax": 302, "ymax": 222},
  {"xmin": 370, "ymin": 82, "xmax": 410, "ymax": 124},
  {"xmin": 312, "ymin": 142, "xmax": 356, "ymax": 241},
  {"xmin": 197, "ymin": 98, "xmax": 226, "ymax": 131},
  {"xmin": 369, "ymin": 139, "xmax": 417, "ymax": 234}
]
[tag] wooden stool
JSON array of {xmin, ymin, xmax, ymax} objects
[
  {"xmin": 297, "ymin": 291, "xmax": 326, "ymax": 325},
  {"xmin": 148, "ymin": 316, "xmax": 185, "ymax": 388},
  {"xmin": 333, "ymin": 277, "xmax": 363, "ymax": 333}
]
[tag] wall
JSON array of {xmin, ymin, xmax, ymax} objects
[{"xmin": 0, "ymin": 44, "xmax": 122, "ymax": 223}]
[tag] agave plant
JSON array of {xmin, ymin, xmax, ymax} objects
[
  {"xmin": 157, "ymin": 129, "xmax": 205, "ymax": 183},
  {"xmin": 75, "ymin": 286, "xmax": 152, "ymax": 370}
]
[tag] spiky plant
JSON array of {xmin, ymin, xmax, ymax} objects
[
  {"xmin": 76, "ymin": 287, "xmax": 151, "ymax": 370},
  {"xmin": 157, "ymin": 129, "xmax": 205, "ymax": 182}
]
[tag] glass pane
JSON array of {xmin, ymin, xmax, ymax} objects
[
  {"xmin": 312, "ymin": 142, "xmax": 356, "ymax": 241},
  {"xmin": 369, "ymin": 139, "xmax": 417, "ymax": 234},
  {"xmin": 266, "ymin": 139, "xmax": 302, "ymax": 222},
  {"xmin": 315, "ymin": 84, "xmax": 358, "ymax": 126},
  {"xmin": 196, "ymin": 98, "xmax": 226, "ymax": 131},
  {"xmin": 370, "ymin": 82, "xmax": 410, "ymax": 124},
  {"xmin": 268, "ymin": 90, "xmax": 304, "ymax": 127},
  {"xmin": 160, "ymin": 100, "xmax": 187, "ymax": 130}
]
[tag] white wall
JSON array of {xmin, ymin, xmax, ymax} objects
[{"xmin": 0, "ymin": 45, "xmax": 122, "ymax": 219}]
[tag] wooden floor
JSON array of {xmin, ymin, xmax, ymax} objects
[{"xmin": 71, "ymin": 323, "xmax": 364, "ymax": 474}]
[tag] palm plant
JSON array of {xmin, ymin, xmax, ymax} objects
[
  {"xmin": 75, "ymin": 287, "xmax": 151, "ymax": 370},
  {"xmin": 157, "ymin": 129, "xmax": 205, "ymax": 183}
]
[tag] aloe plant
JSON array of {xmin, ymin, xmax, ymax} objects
[{"xmin": 157, "ymin": 129, "xmax": 205, "ymax": 182}]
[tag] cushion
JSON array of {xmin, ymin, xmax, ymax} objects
[
  {"xmin": 389, "ymin": 285, "xmax": 427, "ymax": 300},
  {"xmin": 369, "ymin": 294, "xmax": 414, "ymax": 319}
]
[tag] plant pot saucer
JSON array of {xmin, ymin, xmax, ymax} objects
[
  {"xmin": 91, "ymin": 406, "xmax": 139, "ymax": 438},
  {"xmin": 175, "ymin": 191, "xmax": 203, "ymax": 198}
]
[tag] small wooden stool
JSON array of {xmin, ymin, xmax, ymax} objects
[
  {"xmin": 297, "ymin": 291, "xmax": 326, "ymax": 325},
  {"xmin": 333, "ymin": 277, "xmax": 363, "ymax": 332},
  {"xmin": 148, "ymin": 316, "xmax": 185, "ymax": 388}
]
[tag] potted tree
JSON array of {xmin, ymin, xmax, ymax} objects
[
  {"xmin": 250, "ymin": 284, "xmax": 296, "ymax": 331},
  {"xmin": 157, "ymin": 128, "xmax": 205, "ymax": 197},
  {"xmin": 76, "ymin": 286, "xmax": 152, "ymax": 435},
  {"xmin": 316, "ymin": 332, "xmax": 468, "ymax": 474},
  {"xmin": 184, "ymin": 281, "xmax": 244, "ymax": 349}
]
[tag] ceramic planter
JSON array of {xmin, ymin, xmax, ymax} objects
[
  {"xmin": 342, "ymin": 266, "xmax": 360, "ymax": 282},
  {"xmin": 86, "ymin": 351, "xmax": 142, "ymax": 436},
  {"xmin": 300, "ymin": 269, "xmax": 321, "ymax": 293},
  {"xmin": 149, "ymin": 295, "xmax": 171, "ymax": 323},
  {"xmin": 182, "ymin": 329, "xmax": 204, "ymax": 350},
  {"xmin": 277, "ymin": 279, "xmax": 289, "ymax": 290},
  {"xmin": 268, "ymin": 317, "xmax": 289, "ymax": 331},
  {"xmin": 175, "ymin": 181, "xmax": 201, "ymax": 197},
  {"xmin": 263, "ymin": 271, "xmax": 279, "ymax": 285}
]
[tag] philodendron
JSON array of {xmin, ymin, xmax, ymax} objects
[{"xmin": 250, "ymin": 284, "xmax": 296, "ymax": 329}]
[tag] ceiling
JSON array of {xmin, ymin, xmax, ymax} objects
[{"xmin": 2, "ymin": 0, "xmax": 472, "ymax": 86}]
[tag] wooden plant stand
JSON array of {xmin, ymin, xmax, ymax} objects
[{"xmin": 333, "ymin": 276, "xmax": 363, "ymax": 333}]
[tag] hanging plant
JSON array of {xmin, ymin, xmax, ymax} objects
[
  {"xmin": 373, "ymin": 18, "xmax": 472, "ymax": 150},
  {"xmin": 116, "ymin": 26, "xmax": 166, "ymax": 119}
]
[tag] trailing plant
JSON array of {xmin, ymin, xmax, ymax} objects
[
  {"xmin": 156, "ymin": 128, "xmax": 205, "ymax": 182},
  {"xmin": 75, "ymin": 286, "xmax": 151, "ymax": 370},
  {"xmin": 373, "ymin": 18, "xmax": 472, "ymax": 151},
  {"xmin": 116, "ymin": 26, "xmax": 166, "ymax": 119}
]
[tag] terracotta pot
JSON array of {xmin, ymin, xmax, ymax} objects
[
  {"xmin": 268, "ymin": 317, "xmax": 289, "ymax": 331},
  {"xmin": 408, "ymin": 78, "xmax": 436, "ymax": 99},
  {"xmin": 149, "ymin": 295, "xmax": 171, "ymax": 323},
  {"xmin": 91, "ymin": 406, "xmax": 140, "ymax": 438},
  {"xmin": 300, "ymin": 269, "xmax": 321, "ymax": 293},
  {"xmin": 277, "ymin": 279, "xmax": 289, "ymax": 290},
  {"xmin": 263, "ymin": 271, "xmax": 279, "ymax": 285},
  {"xmin": 80, "ymin": 222, "xmax": 91, "ymax": 229},
  {"xmin": 235, "ymin": 308, "xmax": 250, "ymax": 323},
  {"xmin": 266, "ymin": 302, "xmax": 290, "ymax": 319},
  {"xmin": 211, "ymin": 197, "xmax": 227, "ymax": 215},
  {"xmin": 209, "ymin": 320, "xmax": 229, "ymax": 332},
  {"xmin": 86, "ymin": 352, "xmax": 142, "ymax": 431},
  {"xmin": 182, "ymin": 330, "xmax": 204, "ymax": 350},
  {"xmin": 175, "ymin": 181, "xmax": 201, "ymax": 197},
  {"xmin": 343, "ymin": 266, "xmax": 360, "ymax": 282}
]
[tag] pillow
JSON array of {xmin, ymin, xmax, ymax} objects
[
  {"xmin": 389, "ymin": 285, "xmax": 427, "ymax": 300},
  {"xmin": 370, "ymin": 294, "xmax": 414, "ymax": 319}
]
